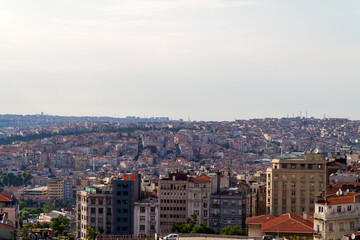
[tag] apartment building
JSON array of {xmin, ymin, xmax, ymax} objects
[
  {"xmin": 133, "ymin": 197, "xmax": 159, "ymax": 235},
  {"xmin": 47, "ymin": 179, "xmax": 73, "ymax": 202},
  {"xmin": 187, "ymin": 175, "xmax": 212, "ymax": 226},
  {"xmin": 111, "ymin": 173, "xmax": 141, "ymax": 235},
  {"xmin": 76, "ymin": 185, "xmax": 113, "ymax": 239},
  {"xmin": 266, "ymin": 152, "xmax": 327, "ymax": 215},
  {"xmin": 209, "ymin": 188, "xmax": 247, "ymax": 233},
  {"xmin": 158, "ymin": 173, "xmax": 188, "ymax": 234},
  {"xmin": 314, "ymin": 191, "xmax": 360, "ymax": 240}
]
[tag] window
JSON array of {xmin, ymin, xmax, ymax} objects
[
  {"xmin": 329, "ymin": 223, "xmax": 333, "ymax": 232},
  {"xmin": 291, "ymin": 182, "xmax": 296, "ymax": 188},
  {"xmin": 274, "ymin": 198, "xmax": 278, "ymax": 206},
  {"xmin": 282, "ymin": 190, "xmax": 287, "ymax": 197},
  {"xmin": 291, "ymin": 164, "xmax": 296, "ymax": 169},
  {"xmin": 291, "ymin": 190, "xmax": 296, "ymax": 196},
  {"xmin": 282, "ymin": 164, "xmax": 287, "ymax": 169},
  {"xmin": 300, "ymin": 174, "xmax": 305, "ymax": 180},
  {"xmin": 337, "ymin": 206, "xmax": 342, "ymax": 213},
  {"xmin": 291, "ymin": 199, "xmax": 296, "ymax": 204},
  {"xmin": 223, "ymin": 200, "xmax": 228, "ymax": 205},
  {"xmin": 151, "ymin": 207, "xmax": 155, "ymax": 213},
  {"xmin": 99, "ymin": 208, "xmax": 103, "ymax": 214},
  {"xmin": 91, "ymin": 199, "xmax": 96, "ymax": 204},
  {"xmin": 282, "ymin": 175, "xmax": 287, "ymax": 180},
  {"xmin": 350, "ymin": 222, "xmax": 355, "ymax": 230},
  {"xmin": 140, "ymin": 216, "xmax": 145, "ymax": 222},
  {"xmin": 300, "ymin": 164, "xmax": 305, "ymax": 169},
  {"xmin": 340, "ymin": 222, "xmax": 344, "ymax": 230},
  {"xmin": 140, "ymin": 207, "xmax": 145, "ymax": 213},
  {"xmin": 91, "ymin": 208, "xmax": 95, "ymax": 213},
  {"xmin": 99, "ymin": 199, "xmax": 103, "ymax": 205},
  {"xmin": 291, "ymin": 174, "xmax": 296, "ymax": 179},
  {"xmin": 310, "ymin": 183, "xmax": 315, "ymax": 188},
  {"xmin": 150, "ymin": 225, "xmax": 155, "ymax": 231},
  {"xmin": 282, "ymin": 182, "xmax": 287, "ymax": 189},
  {"xmin": 203, "ymin": 210, "xmax": 208, "ymax": 217},
  {"xmin": 308, "ymin": 164, "xmax": 313, "ymax": 169},
  {"xmin": 231, "ymin": 209, "xmax": 236, "ymax": 215},
  {"xmin": 317, "ymin": 164, "xmax": 323, "ymax": 169},
  {"xmin": 231, "ymin": 200, "xmax": 236, "ymax": 205},
  {"xmin": 274, "ymin": 174, "xmax": 278, "ymax": 180},
  {"xmin": 318, "ymin": 206, "xmax": 323, "ymax": 213},
  {"xmin": 348, "ymin": 205, "xmax": 352, "ymax": 212}
]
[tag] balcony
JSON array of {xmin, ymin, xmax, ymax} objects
[{"xmin": 314, "ymin": 210, "xmax": 359, "ymax": 220}]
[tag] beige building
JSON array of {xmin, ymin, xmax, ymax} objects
[
  {"xmin": 158, "ymin": 173, "xmax": 188, "ymax": 234},
  {"xmin": 314, "ymin": 191, "xmax": 360, "ymax": 240},
  {"xmin": 187, "ymin": 175, "xmax": 212, "ymax": 226},
  {"xmin": 76, "ymin": 185, "xmax": 113, "ymax": 239},
  {"xmin": 266, "ymin": 152, "xmax": 326, "ymax": 215},
  {"xmin": 47, "ymin": 179, "xmax": 73, "ymax": 202}
]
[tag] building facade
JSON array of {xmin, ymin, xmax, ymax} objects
[
  {"xmin": 111, "ymin": 174, "xmax": 141, "ymax": 235},
  {"xmin": 209, "ymin": 189, "xmax": 247, "ymax": 233},
  {"xmin": 76, "ymin": 185, "xmax": 113, "ymax": 239},
  {"xmin": 313, "ymin": 191, "xmax": 360, "ymax": 240},
  {"xmin": 187, "ymin": 175, "xmax": 212, "ymax": 226},
  {"xmin": 266, "ymin": 152, "xmax": 327, "ymax": 215},
  {"xmin": 133, "ymin": 197, "xmax": 159, "ymax": 235},
  {"xmin": 158, "ymin": 173, "xmax": 188, "ymax": 234}
]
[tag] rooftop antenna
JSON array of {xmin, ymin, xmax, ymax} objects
[
  {"xmin": 300, "ymin": 111, "xmax": 302, "ymax": 118},
  {"xmin": 306, "ymin": 111, "xmax": 308, "ymax": 118}
]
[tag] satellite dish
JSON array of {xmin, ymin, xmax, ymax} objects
[{"xmin": 351, "ymin": 234, "xmax": 355, "ymax": 240}]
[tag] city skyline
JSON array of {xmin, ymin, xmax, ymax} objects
[{"xmin": 1, "ymin": 0, "xmax": 360, "ymax": 121}]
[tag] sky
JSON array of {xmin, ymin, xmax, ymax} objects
[{"xmin": 0, "ymin": 0, "xmax": 360, "ymax": 121}]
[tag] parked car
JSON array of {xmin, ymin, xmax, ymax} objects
[
  {"xmin": 262, "ymin": 235, "xmax": 275, "ymax": 240},
  {"xmin": 163, "ymin": 234, "xmax": 179, "ymax": 240}
]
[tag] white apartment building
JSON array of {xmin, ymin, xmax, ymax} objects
[{"xmin": 314, "ymin": 190, "xmax": 360, "ymax": 240}]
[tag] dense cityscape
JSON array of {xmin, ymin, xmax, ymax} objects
[{"xmin": 1, "ymin": 115, "xmax": 360, "ymax": 239}]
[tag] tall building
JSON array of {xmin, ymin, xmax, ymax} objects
[
  {"xmin": 209, "ymin": 188, "xmax": 247, "ymax": 233},
  {"xmin": 266, "ymin": 152, "xmax": 327, "ymax": 215},
  {"xmin": 187, "ymin": 175, "xmax": 212, "ymax": 226},
  {"xmin": 158, "ymin": 173, "xmax": 188, "ymax": 234},
  {"xmin": 76, "ymin": 185, "xmax": 113, "ymax": 239},
  {"xmin": 111, "ymin": 173, "xmax": 141, "ymax": 235},
  {"xmin": 47, "ymin": 179, "xmax": 73, "ymax": 202}
]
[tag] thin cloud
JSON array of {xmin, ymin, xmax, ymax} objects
[{"xmin": 89, "ymin": 0, "xmax": 260, "ymax": 17}]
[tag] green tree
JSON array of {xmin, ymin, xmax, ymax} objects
[
  {"xmin": 86, "ymin": 226, "xmax": 100, "ymax": 240},
  {"xmin": 191, "ymin": 223, "xmax": 215, "ymax": 234},
  {"xmin": 171, "ymin": 214, "xmax": 198, "ymax": 233},
  {"xmin": 50, "ymin": 215, "xmax": 69, "ymax": 237},
  {"xmin": 220, "ymin": 225, "xmax": 246, "ymax": 235},
  {"xmin": 20, "ymin": 223, "xmax": 33, "ymax": 240},
  {"xmin": 43, "ymin": 202, "xmax": 56, "ymax": 213}
]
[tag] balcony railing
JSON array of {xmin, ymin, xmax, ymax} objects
[{"xmin": 314, "ymin": 210, "xmax": 359, "ymax": 220}]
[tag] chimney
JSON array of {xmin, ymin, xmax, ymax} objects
[{"xmin": 303, "ymin": 212, "xmax": 307, "ymax": 220}]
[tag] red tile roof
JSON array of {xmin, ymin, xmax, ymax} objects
[
  {"xmin": 317, "ymin": 192, "xmax": 360, "ymax": 205},
  {"xmin": 246, "ymin": 215, "xmax": 277, "ymax": 224},
  {"xmin": 247, "ymin": 214, "xmax": 313, "ymax": 234},
  {"xmin": 189, "ymin": 175, "xmax": 211, "ymax": 183},
  {"xmin": 0, "ymin": 194, "xmax": 12, "ymax": 202}
]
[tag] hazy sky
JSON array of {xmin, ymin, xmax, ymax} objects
[{"xmin": 1, "ymin": 0, "xmax": 360, "ymax": 121}]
